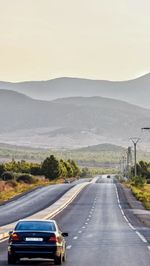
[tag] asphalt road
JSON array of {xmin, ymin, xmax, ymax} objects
[
  {"xmin": 0, "ymin": 181, "xmax": 79, "ymax": 226},
  {"xmin": 0, "ymin": 175, "xmax": 150, "ymax": 265}
]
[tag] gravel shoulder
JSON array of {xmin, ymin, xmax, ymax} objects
[{"xmin": 116, "ymin": 182, "xmax": 150, "ymax": 228}]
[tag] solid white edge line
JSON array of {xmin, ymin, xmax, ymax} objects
[
  {"xmin": 115, "ymin": 185, "xmax": 137, "ymax": 232},
  {"xmin": 148, "ymin": 246, "xmax": 150, "ymax": 251},
  {"xmin": 136, "ymin": 231, "xmax": 147, "ymax": 243},
  {"xmin": 0, "ymin": 237, "xmax": 8, "ymax": 243},
  {"xmin": 123, "ymin": 215, "xmax": 129, "ymax": 223},
  {"xmin": 128, "ymin": 223, "xmax": 135, "ymax": 230}
]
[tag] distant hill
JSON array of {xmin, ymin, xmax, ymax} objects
[
  {"xmin": 0, "ymin": 74, "xmax": 150, "ymax": 108},
  {"xmin": 75, "ymin": 143, "xmax": 125, "ymax": 152},
  {"xmin": 0, "ymin": 90, "xmax": 150, "ymax": 149}
]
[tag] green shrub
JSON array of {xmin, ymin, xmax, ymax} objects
[
  {"xmin": 17, "ymin": 174, "xmax": 35, "ymax": 184},
  {"xmin": 1, "ymin": 171, "xmax": 14, "ymax": 181},
  {"xmin": 131, "ymin": 175, "xmax": 146, "ymax": 188},
  {"xmin": 0, "ymin": 164, "xmax": 5, "ymax": 178}
]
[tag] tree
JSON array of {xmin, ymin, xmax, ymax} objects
[
  {"xmin": 59, "ymin": 160, "xmax": 67, "ymax": 178},
  {"xmin": 68, "ymin": 159, "xmax": 80, "ymax": 177},
  {"xmin": 41, "ymin": 155, "xmax": 61, "ymax": 180},
  {"xmin": 0, "ymin": 164, "xmax": 5, "ymax": 178},
  {"xmin": 63, "ymin": 161, "xmax": 73, "ymax": 178}
]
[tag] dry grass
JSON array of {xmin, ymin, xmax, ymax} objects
[
  {"xmin": 131, "ymin": 185, "xmax": 150, "ymax": 210},
  {"xmin": 0, "ymin": 178, "xmax": 64, "ymax": 204}
]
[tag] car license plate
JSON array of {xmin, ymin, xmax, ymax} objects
[{"xmin": 25, "ymin": 237, "xmax": 43, "ymax": 241}]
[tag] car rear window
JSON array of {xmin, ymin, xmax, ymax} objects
[{"xmin": 15, "ymin": 221, "xmax": 56, "ymax": 231}]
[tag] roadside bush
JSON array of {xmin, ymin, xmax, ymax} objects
[
  {"xmin": 0, "ymin": 164, "xmax": 5, "ymax": 178},
  {"xmin": 1, "ymin": 171, "xmax": 14, "ymax": 181},
  {"xmin": 16, "ymin": 174, "xmax": 35, "ymax": 184},
  {"xmin": 131, "ymin": 175, "xmax": 146, "ymax": 188}
]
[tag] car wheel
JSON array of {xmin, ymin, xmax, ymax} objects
[
  {"xmin": 8, "ymin": 253, "xmax": 17, "ymax": 264},
  {"xmin": 54, "ymin": 254, "xmax": 63, "ymax": 265}
]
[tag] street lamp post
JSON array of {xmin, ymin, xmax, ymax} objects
[{"xmin": 130, "ymin": 137, "xmax": 141, "ymax": 177}]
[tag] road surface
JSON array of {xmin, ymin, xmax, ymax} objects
[{"xmin": 0, "ymin": 176, "xmax": 150, "ymax": 265}]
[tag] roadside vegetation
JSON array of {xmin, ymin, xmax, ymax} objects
[
  {"xmin": 1, "ymin": 143, "xmax": 150, "ymax": 166},
  {"xmin": 0, "ymin": 155, "xmax": 80, "ymax": 203},
  {"xmin": 120, "ymin": 161, "xmax": 150, "ymax": 210}
]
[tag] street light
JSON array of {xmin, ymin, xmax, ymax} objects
[{"xmin": 130, "ymin": 137, "xmax": 141, "ymax": 177}]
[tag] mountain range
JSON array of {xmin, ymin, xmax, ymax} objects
[
  {"xmin": 0, "ymin": 90, "xmax": 150, "ymax": 149},
  {"xmin": 0, "ymin": 74, "xmax": 150, "ymax": 109}
]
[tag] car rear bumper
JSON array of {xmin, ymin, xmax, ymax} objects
[{"xmin": 8, "ymin": 244, "xmax": 62, "ymax": 259}]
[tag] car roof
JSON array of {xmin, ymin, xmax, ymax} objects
[{"xmin": 18, "ymin": 219, "xmax": 56, "ymax": 224}]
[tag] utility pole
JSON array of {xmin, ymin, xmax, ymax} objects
[
  {"xmin": 130, "ymin": 138, "xmax": 141, "ymax": 177},
  {"xmin": 126, "ymin": 147, "xmax": 132, "ymax": 178}
]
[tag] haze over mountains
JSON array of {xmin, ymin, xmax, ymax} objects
[
  {"xmin": 0, "ymin": 74, "xmax": 150, "ymax": 109},
  {"xmin": 0, "ymin": 90, "xmax": 150, "ymax": 149}
]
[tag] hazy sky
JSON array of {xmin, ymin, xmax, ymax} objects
[{"xmin": 0, "ymin": 0, "xmax": 150, "ymax": 82}]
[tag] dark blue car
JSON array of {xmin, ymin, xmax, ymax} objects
[{"xmin": 8, "ymin": 219, "xmax": 68, "ymax": 265}]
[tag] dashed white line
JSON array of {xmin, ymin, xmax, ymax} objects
[
  {"xmin": 136, "ymin": 231, "xmax": 147, "ymax": 243},
  {"xmin": 73, "ymin": 236, "xmax": 78, "ymax": 240},
  {"xmin": 148, "ymin": 246, "xmax": 150, "ymax": 251},
  {"xmin": 66, "ymin": 245, "xmax": 72, "ymax": 249},
  {"xmin": 78, "ymin": 230, "xmax": 82, "ymax": 234},
  {"xmin": 82, "ymin": 226, "xmax": 86, "ymax": 229}
]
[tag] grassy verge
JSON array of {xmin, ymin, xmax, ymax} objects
[
  {"xmin": 123, "ymin": 180, "xmax": 150, "ymax": 211},
  {"xmin": 0, "ymin": 178, "xmax": 64, "ymax": 204},
  {"xmin": 131, "ymin": 185, "xmax": 150, "ymax": 210}
]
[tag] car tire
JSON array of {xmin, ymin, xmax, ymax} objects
[
  {"xmin": 8, "ymin": 253, "xmax": 17, "ymax": 264},
  {"xmin": 54, "ymin": 254, "xmax": 63, "ymax": 265}
]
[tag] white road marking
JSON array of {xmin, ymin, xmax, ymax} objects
[
  {"xmin": 123, "ymin": 215, "xmax": 129, "ymax": 223},
  {"xmin": 66, "ymin": 245, "xmax": 72, "ymax": 249},
  {"xmin": 148, "ymin": 246, "xmax": 150, "ymax": 251},
  {"xmin": 82, "ymin": 226, "xmax": 86, "ymax": 229},
  {"xmin": 128, "ymin": 223, "xmax": 135, "ymax": 230},
  {"xmin": 136, "ymin": 231, "xmax": 147, "ymax": 243},
  {"xmin": 121, "ymin": 209, "xmax": 124, "ymax": 215},
  {"xmin": 115, "ymin": 184, "xmax": 136, "ymax": 232},
  {"xmin": 73, "ymin": 236, "xmax": 78, "ymax": 240},
  {"xmin": 85, "ymin": 222, "xmax": 88, "ymax": 225},
  {"xmin": 0, "ymin": 238, "xmax": 8, "ymax": 243},
  {"xmin": 87, "ymin": 218, "xmax": 90, "ymax": 221},
  {"xmin": 78, "ymin": 231, "xmax": 82, "ymax": 234}
]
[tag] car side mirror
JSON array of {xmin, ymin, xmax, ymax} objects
[
  {"xmin": 62, "ymin": 232, "xmax": 68, "ymax": 237},
  {"xmin": 9, "ymin": 231, "xmax": 13, "ymax": 236}
]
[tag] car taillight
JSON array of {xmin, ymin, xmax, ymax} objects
[
  {"xmin": 11, "ymin": 233, "xmax": 20, "ymax": 241},
  {"xmin": 48, "ymin": 236, "xmax": 61, "ymax": 243}
]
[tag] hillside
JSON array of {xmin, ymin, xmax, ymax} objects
[
  {"xmin": 0, "ymin": 74, "xmax": 150, "ymax": 108},
  {"xmin": 0, "ymin": 90, "xmax": 150, "ymax": 148},
  {"xmin": 75, "ymin": 143, "xmax": 125, "ymax": 152}
]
